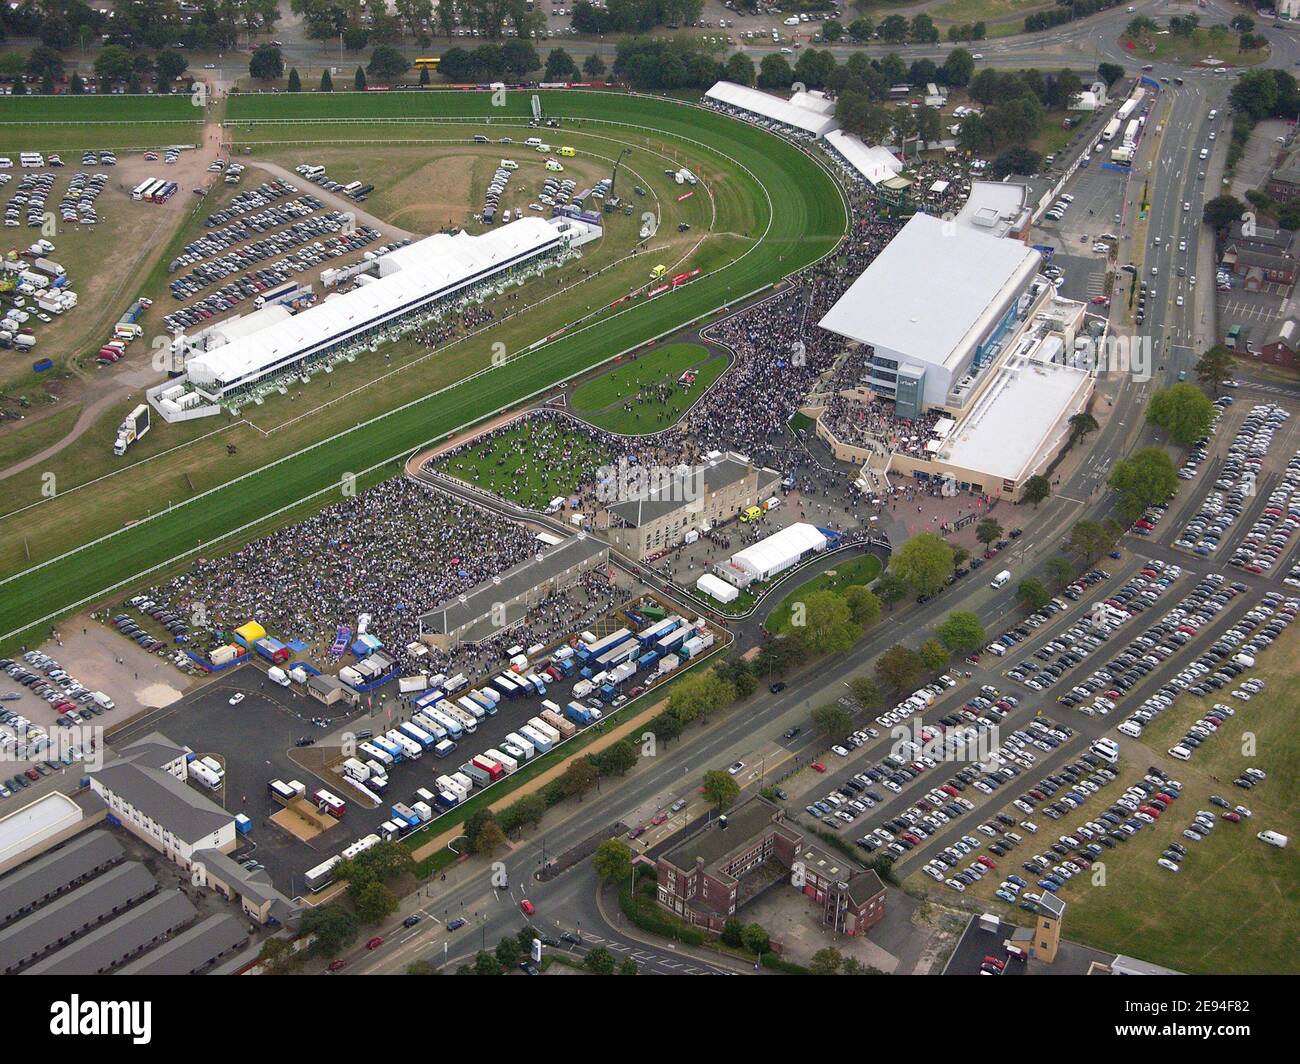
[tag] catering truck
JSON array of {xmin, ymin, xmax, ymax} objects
[{"xmin": 113, "ymin": 404, "xmax": 150, "ymax": 457}]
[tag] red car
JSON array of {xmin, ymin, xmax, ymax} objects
[
  {"xmin": 327, "ymin": 959, "xmax": 346, "ymax": 971},
  {"xmin": 982, "ymin": 955, "xmax": 1005, "ymax": 970},
  {"xmin": 811, "ymin": 761, "xmax": 826, "ymax": 773},
  {"xmin": 651, "ymin": 811, "xmax": 669, "ymax": 826},
  {"xmin": 25, "ymin": 769, "xmax": 39, "ymax": 781},
  {"xmin": 976, "ymin": 855, "xmax": 996, "ymax": 869},
  {"xmin": 365, "ymin": 936, "xmax": 384, "ymax": 950},
  {"xmin": 520, "ymin": 899, "xmax": 535, "ymax": 916},
  {"xmin": 1222, "ymin": 811, "xmax": 1241, "ymax": 823}
]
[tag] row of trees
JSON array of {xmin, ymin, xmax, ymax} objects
[{"xmin": 1, "ymin": 0, "xmax": 277, "ymax": 54}]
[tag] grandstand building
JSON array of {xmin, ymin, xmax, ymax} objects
[
  {"xmin": 703, "ymin": 81, "xmax": 839, "ymax": 139},
  {"xmin": 150, "ymin": 216, "xmax": 596, "ymax": 421},
  {"xmin": 818, "ymin": 212, "xmax": 1046, "ymax": 419}
]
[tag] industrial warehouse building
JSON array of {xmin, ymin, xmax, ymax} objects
[
  {"xmin": 151, "ymin": 216, "xmax": 594, "ymax": 420},
  {"xmin": 602, "ymin": 451, "xmax": 781, "ymax": 561},
  {"xmin": 418, "ymin": 533, "xmax": 610, "ymax": 650},
  {"xmin": 656, "ymin": 798, "xmax": 886, "ymax": 937}
]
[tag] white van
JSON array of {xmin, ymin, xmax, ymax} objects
[
  {"xmin": 990, "ymin": 569, "xmax": 1011, "ymax": 589},
  {"xmin": 267, "ymin": 666, "xmax": 291, "ymax": 687},
  {"xmin": 1168, "ymin": 745, "xmax": 1192, "ymax": 761},
  {"xmin": 500, "ymin": 159, "xmax": 518, "ymax": 170},
  {"xmin": 91, "ymin": 691, "xmax": 115, "ymax": 710},
  {"xmin": 1257, "ymin": 830, "xmax": 1288, "ymax": 848},
  {"xmin": 525, "ymin": 137, "xmax": 542, "ymax": 147}
]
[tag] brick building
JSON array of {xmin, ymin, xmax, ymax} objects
[
  {"xmin": 1221, "ymin": 221, "xmax": 1297, "ymax": 290},
  {"xmin": 655, "ymin": 798, "xmax": 886, "ymax": 937}
]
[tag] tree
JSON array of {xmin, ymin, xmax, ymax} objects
[
  {"xmin": 1016, "ymin": 578, "xmax": 1050, "ymax": 611},
  {"xmin": 155, "ymin": 49, "xmax": 188, "ymax": 85},
  {"xmin": 1068, "ymin": 412, "xmax": 1099, "ymax": 448},
  {"xmin": 596, "ymin": 739, "xmax": 637, "ymax": 777},
  {"xmin": 810, "ymin": 947, "xmax": 844, "ymax": 975},
  {"xmin": 582, "ymin": 52, "xmax": 606, "ymax": 79},
  {"xmin": 739, "ymin": 923, "xmax": 770, "ymax": 954},
  {"xmin": 1046, "ymin": 555, "xmax": 1076, "ymax": 590},
  {"xmin": 1068, "ymin": 518, "xmax": 1117, "ymax": 562},
  {"xmin": 495, "ymin": 936, "xmax": 522, "ymax": 969},
  {"xmin": 937, "ymin": 611, "xmax": 985, "ymax": 655},
  {"xmin": 1195, "ymin": 344, "xmax": 1236, "ymax": 393},
  {"xmin": 618, "ymin": 958, "xmax": 639, "ymax": 975},
  {"xmin": 919, "ymin": 638, "xmax": 949, "ymax": 672},
  {"xmin": 668, "ymin": 669, "xmax": 735, "ymax": 725},
  {"xmin": 353, "ymin": 879, "xmax": 397, "ymax": 920},
  {"xmin": 585, "ymin": 946, "xmax": 616, "ymax": 974},
  {"xmin": 876, "ymin": 644, "xmax": 924, "ymax": 692},
  {"xmin": 651, "ymin": 710, "xmax": 684, "ymax": 746},
  {"xmin": 1109, "ymin": 448, "xmax": 1179, "ymax": 522},
  {"xmin": 473, "ymin": 950, "xmax": 502, "ymax": 975},
  {"xmin": 368, "ymin": 45, "xmax": 410, "ymax": 81},
  {"xmin": 892, "ymin": 533, "xmax": 954, "ymax": 598},
  {"xmin": 875, "ymin": 571, "xmax": 910, "ymax": 610},
  {"xmin": 545, "ymin": 47, "xmax": 578, "ymax": 81},
  {"xmin": 287, "ymin": 67, "xmax": 302, "ymax": 92},
  {"xmin": 942, "ymin": 47, "xmax": 975, "ymax": 88},
  {"xmin": 725, "ymin": 51, "xmax": 755, "ymax": 86},
  {"xmin": 975, "ymin": 518, "xmax": 1003, "ymax": 547},
  {"xmin": 702, "ymin": 769, "xmax": 740, "ymax": 812},
  {"xmin": 1203, "ymin": 194, "xmax": 1246, "ymax": 233},
  {"xmin": 789, "ymin": 589, "xmax": 861, "ymax": 655},
  {"xmin": 879, "ymin": 14, "xmax": 908, "ymax": 42},
  {"xmin": 354, "ymin": 66, "xmax": 367, "ymax": 91},
  {"xmin": 560, "ymin": 757, "xmax": 599, "ymax": 801},
  {"xmin": 320, "ymin": 68, "xmax": 334, "ymax": 92},
  {"xmin": 593, "ymin": 837, "xmax": 633, "ymax": 883},
  {"xmin": 94, "ymin": 45, "xmax": 134, "ymax": 84},
  {"xmin": 1023, "ymin": 474, "xmax": 1051, "ymax": 508},
  {"xmin": 842, "ymin": 585, "xmax": 882, "ymax": 629},
  {"xmin": 473, "ymin": 819, "xmax": 506, "ymax": 856},
  {"xmin": 344, "ymin": 26, "xmax": 371, "ymax": 52},
  {"xmin": 301, "ymin": 903, "xmax": 358, "ymax": 957},
  {"xmin": 510, "ymin": 792, "xmax": 546, "ymax": 830},
  {"xmin": 1146, "ymin": 383, "xmax": 1216, "ymax": 447},
  {"xmin": 758, "ymin": 53, "xmax": 793, "ymax": 90},
  {"xmin": 249, "ymin": 44, "xmax": 284, "ymax": 82},
  {"xmin": 848, "ymin": 675, "xmax": 881, "ymax": 710},
  {"xmin": 70, "ymin": 73, "xmax": 85, "ymax": 95},
  {"xmin": 1098, "ymin": 62, "xmax": 1125, "ymax": 88},
  {"xmin": 811, "ymin": 702, "xmax": 852, "ymax": 740}
]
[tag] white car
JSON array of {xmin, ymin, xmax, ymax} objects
[
  {"xmin": 228, "ymin": 692, "xmax": 245, "ymax": 706},
  {"xmin": 1157, "ymin": 858, "xmax": 1180, "ymax": 872},
  {"xmin": 831, "ymin": 744, "xmax": 849, "ymax": 757},
  {"xmin": 727, "ymin": 761, "xmax": 745, "ymax": 775}
]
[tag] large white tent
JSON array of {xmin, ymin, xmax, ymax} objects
[
  {"xmin": 730, "ymin": 523, "xmax": 827, "ymax": 582},
  {"xmin": 696, "ymin": 573, "xmax": 739, "ymax": 604}
]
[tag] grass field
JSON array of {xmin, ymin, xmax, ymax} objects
[
  {"xmin": 1120, "ymin": 27, "xmax": 1271, "ymax": 69},
  {"xmin": 0, "ymin": 91, "xmax": 201, "ymax": 153},
  {"xmin": 0, "ymin": 90, "xmax": 846, "ymax": 645},
  {"xmin": 435, "ymin": 414, "xmax": 615, "ymax": 510},
  {"xmin": 765, "ymin": 553, "xmax": 883, "ymax": 633},
  {"xmin": 570, "ymin": 341, "xmax": 729, "ymax": 434},
  {"xmin": 908, "ymin": 625, "xmax": 1300, "ymax": 974},
  {"xmin": 0, "ymin": 404, "xmax": 80, "ymax": 469}
]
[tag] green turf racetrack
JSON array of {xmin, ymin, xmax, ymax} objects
[{"xmin": 0, "ymin": 90, "xmax": 847, "ymax": 643}]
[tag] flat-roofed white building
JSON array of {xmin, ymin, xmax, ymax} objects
[{"xmin": 818, "ymin": 212, "xmax": 1043, "ymax": 418}]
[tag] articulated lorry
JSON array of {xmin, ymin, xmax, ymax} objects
[{"xmin": 113, "ymin": 404, "xmax": 150, "ymax": 457}]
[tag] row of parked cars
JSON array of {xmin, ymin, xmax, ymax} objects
[
  {"xmin": 5, "ymin": 171, "xmax": 56, "ymax": 229},
  {"xmin": 1, "ymin": 651, "xmax": 109, "ymax": 719},
  {"xmin": 170, "ymin": 195, "xmax": 326, "ymax": 272},
  {"xmin": 1021, "ymin": 561, "xmax": 1181, "ymax": 699},
  {"xmin": 168, "ymin": 208, "xmax": 358, "ymax": 296},
  {"xmin": 1176, "ymin": 403, "xmax": 1289, "ymax": 555},
  {"xmin": 161, "ymin": 225, "xmax": 381, "ymax": 332},
  {"xmin": 1231, "ymin": 446, "xmax": 1300, "ymax": 574},
  {"xmin": 204, "ymin": 180, "xmax": 300, "ymax": 230}
]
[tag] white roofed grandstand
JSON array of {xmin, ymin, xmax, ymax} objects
[
  {"xmin": 703, "ymin": 81, "xmax": 840, "ymax": 139},
  {"xmin": 172, "ymin": 217, "xmax": 579, "ymax": 407},
  {"xmin": 823, "ymin": 130, "xmax": 904, "ymax": 187}
]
